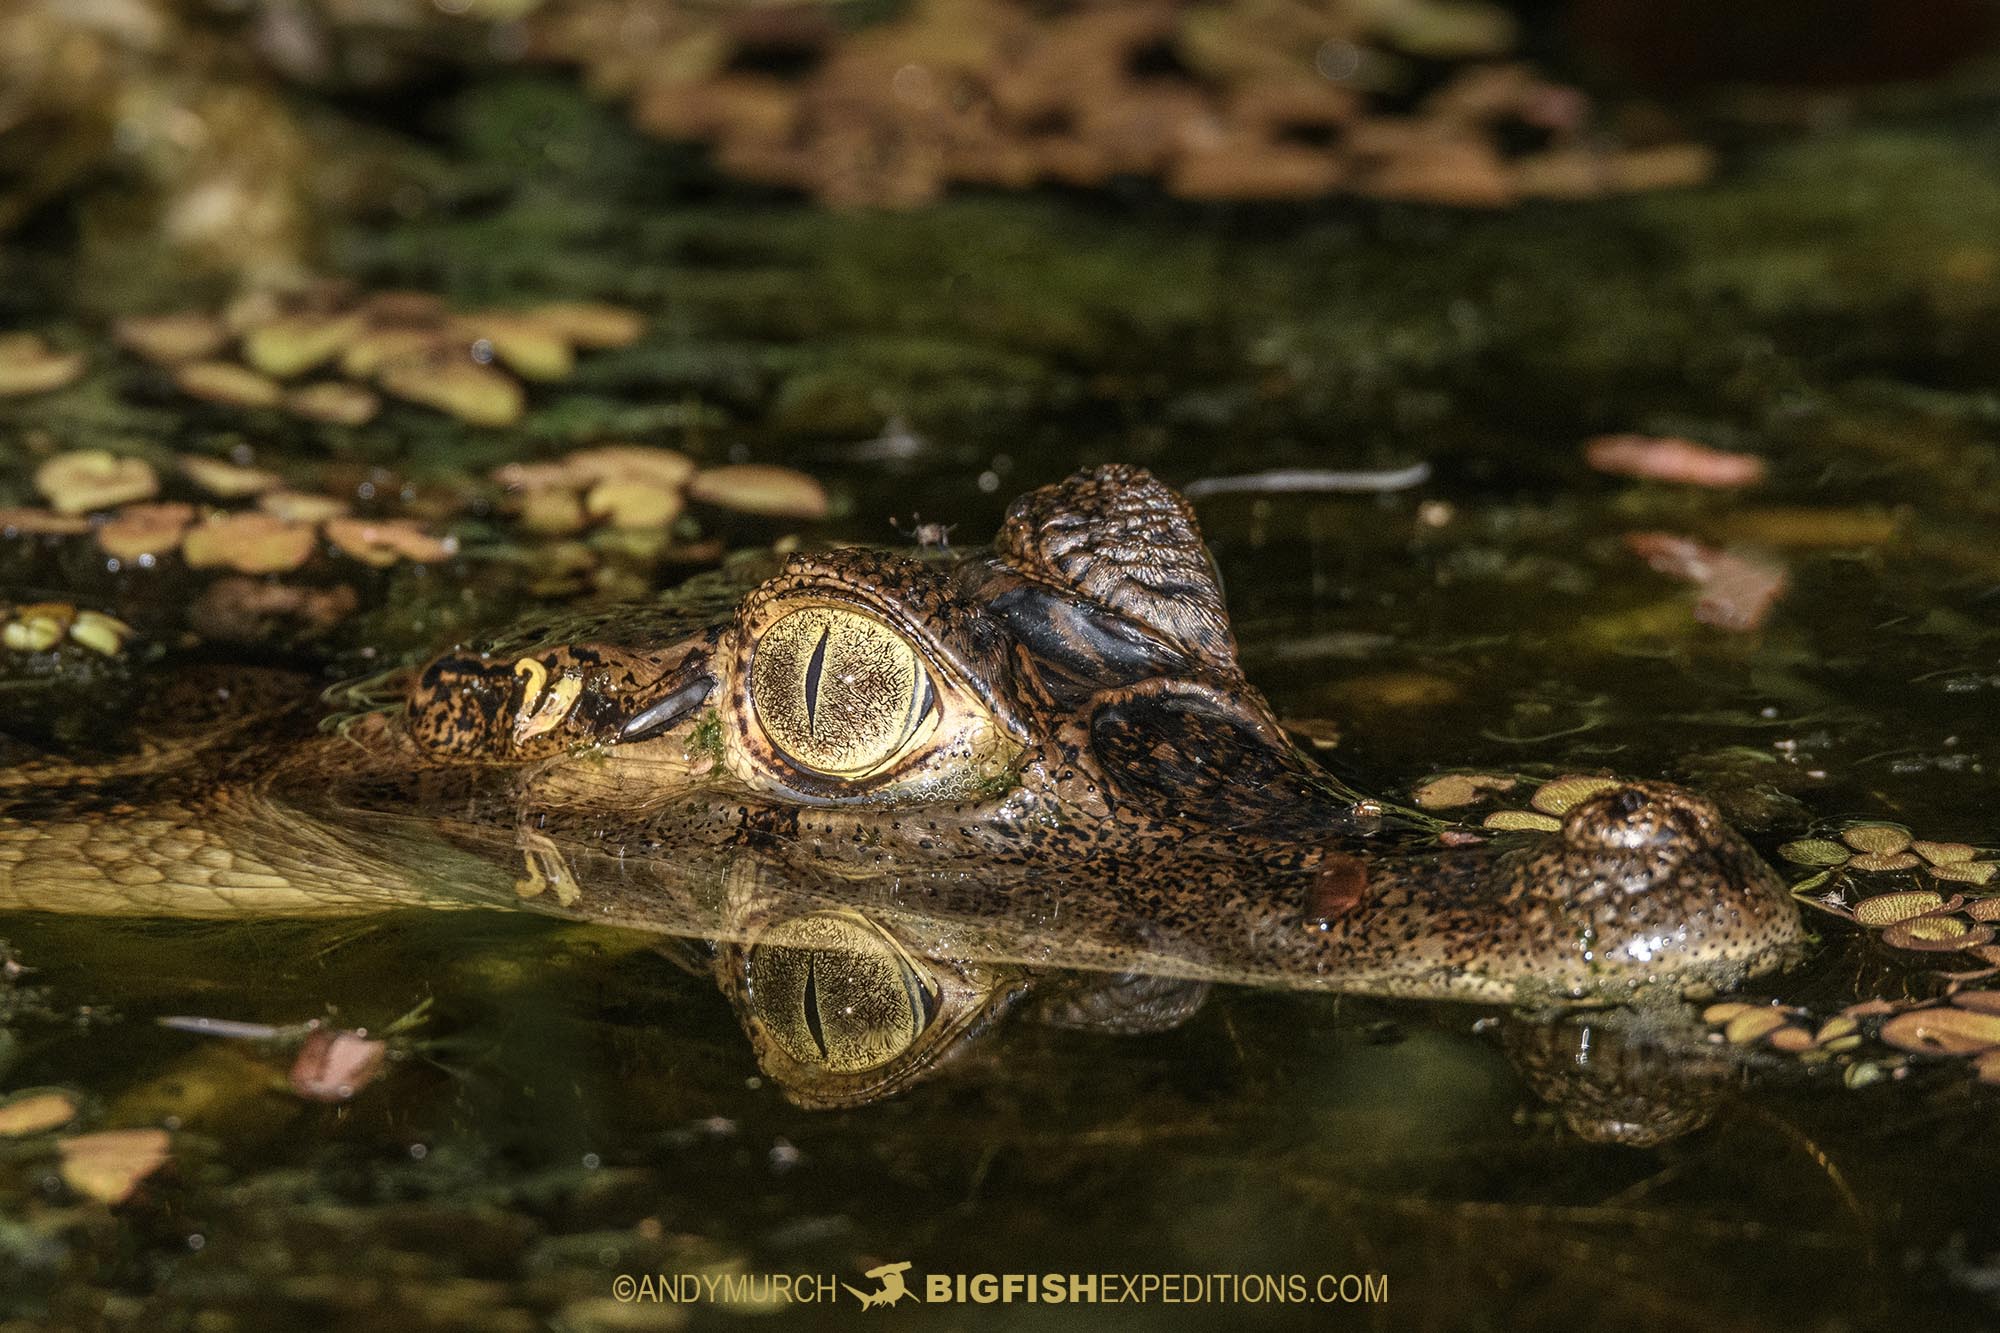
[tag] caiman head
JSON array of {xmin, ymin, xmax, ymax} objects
[{"xmin": 392, "ymin": 465, "xmax": 1805, "ymax": 1108}]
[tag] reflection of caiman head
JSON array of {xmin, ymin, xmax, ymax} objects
[{"xmin": 391, "ymin": 465, "xmax": 1804, "ymax": 1109}]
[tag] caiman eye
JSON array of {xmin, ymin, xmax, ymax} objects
[
  {"xmin": 743, "ymin": 912, "xmax": 943, "ymax": 1074},
  {"xmin": 749, "ymin": 607, "xmax": 937, "ymax": 779}
]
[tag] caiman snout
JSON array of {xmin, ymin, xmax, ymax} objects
[
  {"xmin": 1530, "ymin": 780, "xmax": 1806, "ymax": 995},
  {"xmin": 1256, "ymin": 779, "xmax": 1805, "ymax": 1003}
]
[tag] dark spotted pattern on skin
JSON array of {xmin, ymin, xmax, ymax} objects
[
  {"xmin": 407, "ymin": 641, "xmax": 714, "ymax": 764},
  {"xmin": 0, "ymin": 466, "xmax": 1805, "ymax": 1005}
]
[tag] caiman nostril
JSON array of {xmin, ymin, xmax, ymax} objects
[{"xmin": 1606, "ymin": 787, "xmax": 1650, "ymax": 820}]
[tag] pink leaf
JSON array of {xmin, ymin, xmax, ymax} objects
[
  {"xmin": 288, "ymin": 1030, "xmax": 388, "ymax": 1103},
  {"xmin": 1624, "ymin": 532, "xmax": 1790, "ymax": 631},
  {"xmin": 1586, "ymin": 435, "xmax": 1766, "ymax": 488}
]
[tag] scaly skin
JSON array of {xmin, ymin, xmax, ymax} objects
[{"xmin": 0, "ymin": 467, "xmax": 1805, "ymax": 1007}]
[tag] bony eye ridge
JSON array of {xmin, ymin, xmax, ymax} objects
[{"xmin": 749, "ymin": 605, "xmax": 939, "ymax": 779}]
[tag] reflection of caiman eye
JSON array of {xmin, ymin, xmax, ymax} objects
[
  {"xmin": 750, "ymin": 607, "xmax": 937, "ymax": 779},
  {"xmin": 743, "ymin": 912, "xmax": 944, "ymax": 1074}
]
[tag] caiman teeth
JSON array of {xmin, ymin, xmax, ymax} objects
[{"xmin": 620, "ymin": 674, "xmax": 714, "ymax": 743}]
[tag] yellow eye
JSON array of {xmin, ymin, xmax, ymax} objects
[
  {"xmin": 749, "ymin": 607, "xmax": 935, "ymax": 778},
  {"xmin": 743, "ymin": 912, "xmax": 942, "ymax": 1073}
]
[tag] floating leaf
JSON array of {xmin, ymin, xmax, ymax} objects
[
  {"xmin": 341, "ymin": 327, "xmax": 440, "ymax": 378},
  {"xmin": 179, "ymin": 454, "xmax": 281, "ymax": 498},
  {"xmin": 1852, "ymin": 892, "xmax": 1943, "ymax": 927},
  {"xmin": 1914, "ymin": 841, "xmax": 1979, "ymax": 866},
  {"xmin": 97, "ymin": 503, "xmax": 194, "ymax": 561},
  {"xmin": 35, "ymin": 451, "xmax": 159, "ymax": 515},
  {"xmin": 585, "ymin": 479, "xmax": 685, "ymax": 530},
  {"xmin": 1882, "ymin": 916, "xmax": 1993, "ymax": 953},
  {"xmin": 566, "ymin": 445, "xmax": 697, "ymax": 490},
  {"xmin": 378, "ymin": 354, "xmax": 524, "ymax": 427},
  {"xmin": 0, "ymin": 1091, "xmax": 77, "ymax": 1137},
  {"xmin": 1814, "ymin": 1015, "xmax": 1860, "ymax": 1045},
  {"xmin": 530, "ymin": 301, "xmax": 644, "ymax": 348},
  {"xmin": 1779, "ymin": 839, "xmax": 1851, "ymax": 867},
  {"xmin": 0, "ymin": 507, "xmax": 91, "ymax": 536},
  {"xmin": 1879, "ymin": 1007, "xmax": 2000, "ymax": 1055},
  {"xmin": 1529, "ymin": 775, "xmax": 1621, "ymax": 816},
  {"xmin": 1952, "ymin": 990, "xmax": 2000, "ymax": 1014},
  {"xmin": 1842, "ymin": 824, "xmax": 1912, "ymax": 856},
  {"xmin": 1930, "ymin": 861, "xmax": 1998, "ymax": 887},
  {"xmin": 241, "ymin": 313, "xmax": 364, "ymax": 378},
  {"xmin": 1412, "ymin": 773, "xmax": 1516, "ymax": 809},
  {"xmin": 3, "ymin": 604, "xmax": 71, "ymax": 652},
  {"xmin": 517, "ymin": 488, "xmax": 589, "ymax": 536},
  {"xmin": 1767, "ymin": 1025, "xmax": 1815, "ymax": 1053},
  {"xmin": 688, "ymin": 465, "xmax": 830, "ymax": 519},
  {"xmin": 1849, "ymin": 852, "xmax": 1921, "ymax": 872},
  {"xmin": 324, "ymin": 518, "xmax": 456, "ymax": 567},
  {"xmin": 182, "ymin": 514, "xmax": 317, "ymax": 574},
  {"xmin": 1967, "ymin": 898, "xmax": 2000, "ymax": 921},
  {"xmin": 115, "ymin": 312, "xmax": 229, "ymax": 365},
  {"xmin": 1844, "ymin": 1061, "xmax": 1891, "ymax": 1089},
  {"xmin": 452, "ymin": 312, "xmax": 575, "ymax": 381},
  {"xmin": 68, "ymin": 610, "xmax": 134, "ymax": 657},
  {"xmin": 1724, "ymin": 1008, "xmax": 1790, "ymax": 1045},
  {"xmin": 175, "ymin": 360, "xmax": 284, "ymax": 409},
  {"xmin": 285, "ymin": 381, "xmax": 379, "ymax": 426},
  {"xmin": 257, "ymin": 491, "xmax": 349, "ymax": 523},
  {"xmin": 1482, "ymin": 810, "xmax": 1563, "ymax": 833},
  {"xmin": 57, "ymin": 1128, "xmax": 170, "ymax": 1204},
  {"xmin": 1977, "ymin": 1050, "xmax": 2000, "ymax": 1086},
  {"xmin": 1702, "ymin": 1002, "xmax": 1755, "ymax": 1025},
  {"xmin": 0, "ymin": 334, "xmax": 85, "ymax": 397},
  {"xmin": 492, "ymin": 459, "xmax": 577, "ymax": 495}
]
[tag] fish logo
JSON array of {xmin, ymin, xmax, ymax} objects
[{"xmin": 844, "ymin": 1260, "xmax": 920, "ymax": 1309}]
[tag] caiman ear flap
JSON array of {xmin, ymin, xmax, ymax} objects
[{"xmin": 994, "ymin": 464, "xmax": 1240, "ymax": 674}]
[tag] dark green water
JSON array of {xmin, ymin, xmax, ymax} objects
[{"xmin": 5, "ymin": 79, "xmax": 2000, "ymax": 1330}]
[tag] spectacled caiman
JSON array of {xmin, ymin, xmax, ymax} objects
[{"xmin": 0, "ymin": 465, "xmax": 1804, "ymax": 1116}]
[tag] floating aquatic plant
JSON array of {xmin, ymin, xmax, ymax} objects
[
  {"xmin": 3, "ymin": 437, "xmax": 834, "ymax": 651},
  {"xmin": 1706, "ymin": 981, "xmax": 2000, "ymax": 1088},
  {"xmin": 120, "ymin": 286, "xmax": 646, "ymax": 429},
  {"xmin": 0, "ymin": 333, "xmax": 85, "ymax": 398},
  {"xmin": 35, "ymin": 450, "xmax": 158, "ymax": 515},
  {"xmin": 1780, "ymin": 822, "xmax": 2000, "ymax": 949},
  {"xmin": 492, "ymin": 446, "xmax": 828, "ymax": 536},
  {"xmin": 0, "ymin": 603, "xmax": 133, "ymax": 657}
]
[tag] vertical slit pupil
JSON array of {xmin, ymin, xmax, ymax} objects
[
  {"xmin": 802, "ymin": 954, "xmax": 829, "ymax": 1059},
  {"xmin": 803, "ymin": 623, "xmax": 830, "ymax": 734}
]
